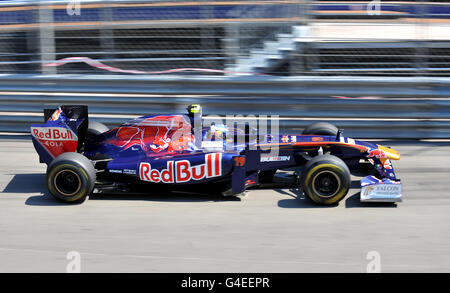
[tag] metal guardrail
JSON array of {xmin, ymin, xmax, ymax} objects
[{"xmin": 0, "ymin": 74, "xmax": 450, "ymax": 139}]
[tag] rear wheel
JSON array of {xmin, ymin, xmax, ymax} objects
[
  {"xmin": 303, "ymin": 122, "xmax": 338, "ymax": 136},
  {"xmin": 82, "ymin": 121, "xmax": 110, "ymax": 151},
  {"xmin": 86, "ymin": 121, "xmax": 109, "ymax": 140},
  {"xmin": 300, "ymin": 154, "xmax": 350, "ymax": 205},
  {"xmin": 46, "ymin": 152, "xmax": 96, "ymax": 203}
]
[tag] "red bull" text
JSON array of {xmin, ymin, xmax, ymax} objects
[
  {"xmin": 139, "ymin": 153, "xmax": 222, "ymax": 183},
  {"xmin": 31, "ymin": 127, "xmax": 77, "ymax": 141}
]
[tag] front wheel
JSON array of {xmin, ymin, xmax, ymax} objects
[
  {"xmin": 302, "ymin": 122, "xmax": 338, "ymax": 136},
  {"xmin": 46, "ymin": 152, "xmax": 96, "ymax": 203},
  {"xmin": 300, "ymin": 154, "xmax": 350, "ymax": 205}
]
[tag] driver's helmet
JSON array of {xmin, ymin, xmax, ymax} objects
[
  {"xmin": 209, "ymin": 123, "xmax": 228, "ymax": 140},
  {"xmin": 187, "ymin": 104, "xmax": 202, "ymax": 117}
]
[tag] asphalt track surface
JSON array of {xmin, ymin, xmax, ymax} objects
[{"xmin": 0, "ymin": 136, "xmax": 449, "ymax": 273}]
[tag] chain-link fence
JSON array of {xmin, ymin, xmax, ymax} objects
[{"xmin": 0, "ymin": 0, "xmax": 449, "ymax": 76}]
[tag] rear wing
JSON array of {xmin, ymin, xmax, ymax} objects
[{"xmin": 31, "ymin": 105, "xmax": 89, "ymax": 165}]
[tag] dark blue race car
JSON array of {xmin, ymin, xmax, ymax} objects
[{"xmin": 30, "ymin": 105, "xmax": 402, "ymax": 205}]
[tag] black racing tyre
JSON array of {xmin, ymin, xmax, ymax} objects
[
  {"xmin": 87, "ymin": 121, "xmax": 109, "ymax": 138},
  {"xmin": 302, "ymin": 122, "xmax": 338, "ymax": 136},
  {"xmin": 300, "ymin": 154, "xmax": 350, "ymax": 205},
  {"xmin": 46, "ymin": 152, "xmax": 96, "ymax": 203}
]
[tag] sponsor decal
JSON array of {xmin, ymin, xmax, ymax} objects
[
  {"xmin": 109, "ymin": 169, "xmax": 123, "ymax": 174},
  {"xmin": 123, "ymin": 169, "xmax": 136, "ymax": 175},
  {"xmin": 364, "ymin": 184, "xmax": 401, "ymax": 196},
  {"xmin": 281, "ymin": 136, "xmax": 289, "ymax": 143},
  {"xmin": 139, "ymin": 153, "xmax": 222, "ymax": 183},
  {"xmin": 368, "ymin": 149, "xmax": 387, "ymax": 158},
  {"xmin": 312, "ymin": 137, "xmax": 323, "ymax": 142},
  {"xmin": 31, "ymin": 126, "xmax": 78, "ymax": 157},
  {"xmin": 260, "ymin": 155, "xmax": 291, "ymax": 162},
  {"xmin": 31, "ymin": 127, "xmax": 77, "ymax": 141}
]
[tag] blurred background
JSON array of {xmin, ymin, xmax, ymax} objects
[
  {"xmin": 0, "ymin": 0, "xmax": 449, "ymax": 138},
  {"xmin": 0, "ymin": 0, "xmax": 449, "ymax": 76}
]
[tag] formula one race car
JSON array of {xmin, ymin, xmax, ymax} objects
[{"xmin": 30, "ymin": 105, "xmax": 402, "ymax": 205}]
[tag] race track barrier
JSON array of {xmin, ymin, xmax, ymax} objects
[{"xmin": 0, "ymin": 74, "xmax": 450, "ymax": 139}]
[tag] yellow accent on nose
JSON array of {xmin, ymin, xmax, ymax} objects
[{"xmin": 378, "ymin": 145, "xmax": 401, "ymax": 160}]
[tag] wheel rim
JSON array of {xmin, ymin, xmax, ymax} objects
[
  {"xmin": 311, "ymin": 170, "xmax": 341, "ymax": 198},
  {"xmin": 54, "ymin": 169, "xmax": 82, "ymax": 196}
]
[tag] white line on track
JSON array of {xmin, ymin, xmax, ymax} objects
[{"xmin": 0, "ymin": 247, "xmax": 419, "ymax": 268}]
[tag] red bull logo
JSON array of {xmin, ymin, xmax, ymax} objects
[
  {"xmin": 31, "ymin": 127, "xmax": 76, "ymax": 141},
  {"xmin": 139, "ymin": 153, "xmax": 222, "ymax": 183},
  {"xmin": 108, "ymin": 115, "xmax": 193, "ymax": 154},
  {"xmin": 368, "ymin": 149, "xmax": 387, "ymax": 158},
  {"xmin": 31, "ymin": 126, "xmax": 78, "ymax": 158}
]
